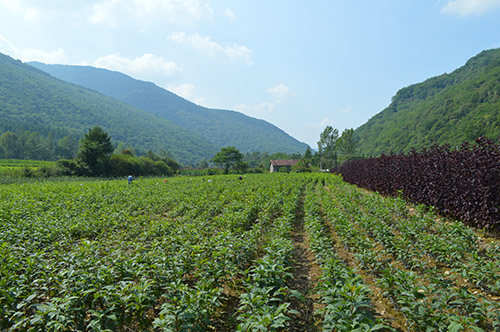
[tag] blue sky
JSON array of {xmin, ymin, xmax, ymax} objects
[{"xmin": 1, "ymin": 0, "xmax": 500, "ymax": 148}]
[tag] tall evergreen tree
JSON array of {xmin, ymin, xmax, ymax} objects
[{"xmin": 77, "ymin": 126, "xmax": 113, "ymax": 176}]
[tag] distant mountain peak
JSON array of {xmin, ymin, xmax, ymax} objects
[{"xmin": 29, "ymin": 61, "xmax": 309, "ymax": 155}]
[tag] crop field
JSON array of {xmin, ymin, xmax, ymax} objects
[
  {"xmin": 0, "ymin": 159, "xmax": 54, "ymax": 169},
  {"xmin": 0, "ymin": 160, "xmax": 55, "ymax": 180},
  {"xmin": 1, "ymin": 173, "xmax": 500, "ymax": 331}
]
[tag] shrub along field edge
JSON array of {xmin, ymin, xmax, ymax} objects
[{"xmin": 334, "ymin": 136, "xmax": 500, "ymax": 229}]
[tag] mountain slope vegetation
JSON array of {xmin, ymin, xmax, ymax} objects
[
  {"xmin": 0, "ymin": 52, "xmax": 219, "ymax": 165},
  {"xmin": 354, "ymin": 48, "xmax": 500, "ymax": 156},
  {"xmin": 29, "ymin": 62, "xmax": 309, "ymax": 154}
]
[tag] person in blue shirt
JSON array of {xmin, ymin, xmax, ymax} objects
[{"xmin": 128, "ymin": 175, "xmax": 134, "ymax": 184}]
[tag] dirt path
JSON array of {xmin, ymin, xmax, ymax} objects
[{"xmin": 287, "ymin": 194, "xmax": 322, "ymax": 332}]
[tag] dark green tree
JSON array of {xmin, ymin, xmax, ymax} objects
[
  {"xmin": 0, "ymin": 132, "xmax": 21, "ymax": 159},
  {"xmin": 121, "ymin": 148, "xmax": 134, "ymax": 156},
  {"xmin": 23, "ymin": 131, "xmax": 46, "ymax": 160},
  {"xmin": 338, "ymin": 128, "xmax": 358, "ymax": 157},
  {"xmin": 211, "ymin": 146, "xmax": 243, "ymax": 173},
  {"xmin": 292, "ymin": 159, "xmax": 312, "ymax": 173},
  {"xmin": 198, "ymin": 158, "xmax": 209, "ymax": 169},
  {"xmin": 317, "ymin": 126, "xmax": 338, "ymax": 169},
  {"xmin": 77, "ymin": 126, "xmax": 114, "ymax": 176},
  {"xmin": 145, "ymin": 150, "xmax": 160, "ymax": 161},
  {"xmin": 57, "ymin": 136, "xmax": 78, "ymax": 159},
  {"xmin": 303, "ymin": 146, "xmax": 313, "ymax": 163},
  {"xmin": 234, "ymin": 160, "xmax": 248, "ymax": 172}
]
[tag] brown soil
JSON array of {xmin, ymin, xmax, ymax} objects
[
  {"xmin": 211, "ymin": 291, "xmax": 240, "ymax": 331},
  {"xmin": 287, "ymin": 194, "xmax": 323, "ymax": 332},
  {"xmin": 326, "ymin": 222, "xmax": 407, "ymax": 331},
  {"xmin": 319, "ymin": 186, "xmax": 407, "ymax": 331}
]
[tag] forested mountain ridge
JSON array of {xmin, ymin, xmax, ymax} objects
[
  {"xmin": 354, "ymin": 48, "xmax": 500, "ymax": 156},
  {"xmin": 0, "ymin": 52, "xmax": 219, "ymax": 164},
  {"xmin": 29, "ymin": 62, "xmax": 309, "ymax": 154}
]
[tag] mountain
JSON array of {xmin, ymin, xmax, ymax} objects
[
  {"xmin": 354, "ymin": 48, "xmax": 500, "ymax": 156},
  {"xmin": 0, "ymin": 52, "xmax": 219, "ymax": 165},
  {"xmin": 28, "ymin": 62, "xmax": 309, "ymax": 155}
]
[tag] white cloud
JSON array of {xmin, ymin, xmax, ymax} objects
[
  {"xmin": 88, "ymin": 0, "xmax": 213, "ymax": 27},
  {"xmin": 166, "ymin": 83, "xmax": 205, "ymax": 105},
  {"xmin": 441, "ymin": 0, "xmax": 500, "ymax": 16},
  {"xmin": 92, "ymin": 53, "xmax": 181, "ymax": 79},
  {"xmin": 0, "ymin": 0, "xmax": 22, "ymax": 13},
  {"xmin": 0, "ymin": 34, "xmax": 67, "ymax": 63},
  {"xmin": 87, "ymin": 0, "xmax": 122, "ymax": 27},
  {"xmin": 307, "ymin": 117, "xmax": 332, "ymax": 128},
  {"xmin": 20, "ymin": 48, "xmax": 68, "ymax": 64},
  {"xmin": 144, "ymin": 0, "xmax": 214, "ymax": 24},
  {"xmin": 0, "ymin": 0, "xmax": 32, "ymax": 17},
  {"xmin": 234, "ymin": 83, "xmax": 293, "ymax": 118},
  {"xmin": 235, "ymin": 102, "xmax": 275, "ymax": 118},
  {"xmin": 224, "ymin": 8, "xmax": 235, "ymax": 21},
  {"xmin": 267, "ymin": 83, "xmax": 294, "ymax": 102},
  {"xmin": 0, "ymin": 34, "xmax": 18, "ymax": 56},
  {"xmin": 0, "ymin": 1, "xmax": 58, "ymax": 22},
  {"xmin": 23, "ymin": 6, "xmax": 50, "ymax": 22},
  {"xmin": 340, "ymin": 106, "xmax": 353, "ymax": 113},
  {"xmin": 167, "ymin": 32, "xmax": 253, "ymax": 65}
]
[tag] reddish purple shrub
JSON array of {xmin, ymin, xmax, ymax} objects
[{"xmin": 334, "ymin": 137, "xmax": 500, "ymax": 229}]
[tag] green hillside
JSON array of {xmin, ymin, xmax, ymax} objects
[
  {"xmin": 354, "ymin": 48, "xmax": 500, "ymax": 156},
  {"xmin": 29, "ymin": 62, "xmax": 309, "ymax": 154},
  {"xmin": 0, "ymin": 52, "xmax": 219, "ymax": 165}
]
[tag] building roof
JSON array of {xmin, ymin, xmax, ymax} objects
[{"xmin": 270, "ymin": 159, "xmax": 299, "ymax": 166}]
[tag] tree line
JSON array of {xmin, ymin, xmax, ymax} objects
[
  {"xmin": 203, "ymin": 126, "xmax": 359, "ymax": 174},
  {"xmin": 57, "ymin": 126, "xmax": 179, "ymax": 177},
  {"xmin": 316, "ymin": 126, "xmax": 359, "ymax": 170},
  {"xmin": 0, "ymin": 130, "xmax": 78, "ymax": 160},
  {"xmin": 1, "ymin": 125, "xmax": 357, "ymax": 177}
]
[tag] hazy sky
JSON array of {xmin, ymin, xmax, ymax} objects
[{"xmin": 1, "ymin": 0, "xmax": 500, "ymax": 147}]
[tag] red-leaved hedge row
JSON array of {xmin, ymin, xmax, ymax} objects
[{"xmin": 333, "ymin": 137, "xmax": 500, "ymax": 229}]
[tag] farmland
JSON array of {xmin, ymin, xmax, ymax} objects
[
  {"xmin": 1, "ymin": 173, "xmax": 500, "ymax": 331},
  {"xmin": 0, "ymin": 159, "xmax": 55, "ymax": 179}
]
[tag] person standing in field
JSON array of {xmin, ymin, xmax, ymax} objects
[{"xmin": 128, "ymin": 175, "xmax": 134, "ymax": 184}]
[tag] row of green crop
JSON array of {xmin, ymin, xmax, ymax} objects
[
  {"xmin": 0, "ymin": 159, "xmax": 57, "ymax": 180},
  {"xmin": 0, "ymin": 174, "xmax": 311, "ymax": 331},
  {"xmin": 236, "ymin": 183, "xmax": 302, "ymax": 331},
  {"xmin": 0, "ymin": 159, "xmax": 54, "ymax": 167},
  {"xmin": 328, "ymin": 181, "xmax": 500, "ymax": 295},
  {"xmin": 319, "ymin": 177, "xmax": 500, "ymax": 331},
  {"xmin": 3, "ymin": 172, "xmax": 499, "ymax": 331},
  {"xmin": 303, "ymin": 182, "xmax": 392, "ymax": 331}
]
